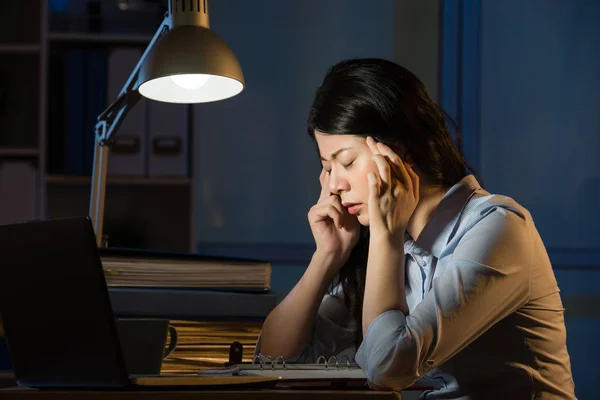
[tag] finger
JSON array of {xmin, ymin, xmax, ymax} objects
[
  {"xmin": 368, "ymin": 172, "xmax": 379, "ymax": 199},
  {"xmin": 311, "ymin": 203, "xmax": 344, "ymax": 229},
  {"xmin": 407, "ymin": 164, "xmax": 420, "ymax": 202},
  {"xmin": 328, "ymin": 195, "xmax": 357, "ymax": 229},
  {"xmin": 376, "ymin": 142, "xmax": 404, "ymax": 181},
  {"xmin": 371, "ymin": 154, "xmax": 391, "ymax": 188},
  {"xmin": 367, "ymin": 172, "xmax": 381, "ymax": 227},
  {"xmin": 324, "ymin": 195, "xmax": 345, "ymax": 216},
  {"xmin": 395, "ymin": 156, "xmax": 412, "ymax": 193},
  {"xmin": 318, "ymin": 169, "xmax": 331, "ymax": 201},
  {"xmin": 366, "ymin": 136, "xmax": 381, "ymax": 155},
  {"xmin": 368, "ymin": 138, "xmax": 394, "ymax": 189},
  {"xmin": 319, "ymin": 168, "xmax": 327, "ymax": 185},
  {"xmin": 378, "ymin": 143, "xmax": 411, "ymax": 192}
]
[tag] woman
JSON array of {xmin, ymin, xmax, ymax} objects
[{"xmin": 256, "ymin": 58, "xmax": 576, "ymax": 399}]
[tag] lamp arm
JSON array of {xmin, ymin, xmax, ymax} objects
[
  {"xmin": 89, "ymin": 15, "xmax": 170, "ymax": 246},
  {"xmin": 96, "ymin": 16, "xmax": 170, "ymax": 142}
]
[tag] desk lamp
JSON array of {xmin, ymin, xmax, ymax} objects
[{"xmin": 89, "ymin": 0, "xmax": 244, "ymax": 246}]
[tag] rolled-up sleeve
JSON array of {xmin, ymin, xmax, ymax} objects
[{"xmin": 356, "ymin": 205, "xmax": 533, "ymax": 390}]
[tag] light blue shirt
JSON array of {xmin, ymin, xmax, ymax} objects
[{"xmin": 257, "ymin": 175, "xmax": 576, "ymax": 399}]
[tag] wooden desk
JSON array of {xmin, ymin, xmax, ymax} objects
[
  {"xmin": 0, "ymin": 387, "xmax": 404, "ymax": 399},
  {"xmin": 0, "ymin": 371, "xmax": 16, "ymax": 389}
]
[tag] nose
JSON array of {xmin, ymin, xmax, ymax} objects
[{"xmin": 328, "ymin": 167, "xmax": 348, "ymax": 195}]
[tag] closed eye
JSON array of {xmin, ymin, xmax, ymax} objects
[{"xmin": 343, "ymin": 160, "xmax": 354, "ymax": 169}]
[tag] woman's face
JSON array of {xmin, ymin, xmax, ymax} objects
[{"xmin": 314, "ymin": 131, "xmax": 379, "ymax": 226}]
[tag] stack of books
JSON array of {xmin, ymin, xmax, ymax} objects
[
  {"xmin": 99, "ymin": 247, "xmax": 276, "ymax": 372},
  {"xmin": 160, "ymin": 320, "xmax": 262, "ymax": 374}
]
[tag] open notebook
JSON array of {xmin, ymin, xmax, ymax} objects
[
  {"xmin": 198, "ymin": 358, "xmax": 435, "ymax": 393},
  {"xmin": 199, "ymin": 362, "xmax": 365, "ymax": 381}
]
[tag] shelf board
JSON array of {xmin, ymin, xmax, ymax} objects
[
  {"xmin": 48, "ymin": 32, "xmax": 152, "ymax": 45},
  {"xmin": 0, "ymin": 148, "xmax": 39, "ymax": 157},
  {"xmin": 46, "ymin": 175, "xmax": 191, "ymax": 186},
  {"xmin": 0, "ymin": 44, "xmax": 41, "ymax": 53}
]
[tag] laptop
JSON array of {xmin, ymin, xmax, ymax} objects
[{"xmin": 0, "ymin": 216, "xmax": 278, "ymax": 389}]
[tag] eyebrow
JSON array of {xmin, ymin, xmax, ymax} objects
[{"xmin": 320, "ymin": 147, "xmax": 352, "ymax": 162}]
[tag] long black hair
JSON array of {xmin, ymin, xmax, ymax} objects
[{"xmin": 307, "ymin": 58, "xmax": 473, "ymax": 348}]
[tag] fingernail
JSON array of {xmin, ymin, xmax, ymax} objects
[{"xmin": 367, "ymin": 136, "xmax": 374, "ymax": 145}]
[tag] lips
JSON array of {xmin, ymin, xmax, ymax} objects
[{"xmin": 342, "ymin": 202, "xmax": 362, "ymax": 215}]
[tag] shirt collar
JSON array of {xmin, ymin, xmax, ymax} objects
[{"xmin": 412, "ymin": 174, "xmax": 483, "ymax": 258}]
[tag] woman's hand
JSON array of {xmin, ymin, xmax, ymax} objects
[
  {"xmin": 308, "ymin": 169, "xmax": 361, "ymax": 273},
  {"xmin": 366, "ymin": 136, "xmax": 419, "ymax": 241}
]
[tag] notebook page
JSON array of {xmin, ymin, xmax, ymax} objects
[
  {"xmin": 198, "ymin": 363, "xmax": 366, "ymax": 380},
  {"xmin": 238, "ymin": 368, "xmax": 366, "ymax": 380}
]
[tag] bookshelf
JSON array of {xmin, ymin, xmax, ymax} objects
[
  {"xmin": 0, "ymin": 0, "xmax": 196, "ymax": 252},
  {"xmin": 48, "ymin": 32, "xmax": 154, "ymax": 44}
]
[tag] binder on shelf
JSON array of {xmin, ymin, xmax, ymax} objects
[
  {"xmin": 62, "ymin": 48, "xmax": 85, "ymax": 175},
  {"xmin": 106, "ymin": 48, "xmax": 147, "ymax": 176},
  {"xmin": 147, "ymin": 101, "xmax": 189, "ymax": 177},
  {"xmin": 83, "ymin": 49, "xmax": 107, "ymax": 176},
  {"xmin": 0, "ymin": 161, "xmax": 37, "ymax": 225},
  {"xmin": 47, "ymin": 48, "xmax": 65, "ymax": 174},
  {"xmin": 0, "ymin": 53, "xmax": 40, "ymax": 149}
]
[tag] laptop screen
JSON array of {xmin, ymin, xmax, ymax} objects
[{"xmin": 0, "ymin": 217, "xmax": 130, "ymax": 388}]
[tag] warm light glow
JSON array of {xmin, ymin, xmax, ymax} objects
[
  {"xmin": 139, "ymin": 74, "xmax": 244, "ymax": 104},
  {"xmin": 170, "ymin": 74, "xmax": 211, "ymax": 90}
]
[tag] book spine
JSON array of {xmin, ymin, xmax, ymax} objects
[{"xmin": 108, "ymin": 288, "xmax": 277, "ymax": 319}]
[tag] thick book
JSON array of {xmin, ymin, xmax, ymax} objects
[
  {"xmin": 100, "ymin": 247, "xmax": 271, "ymax": 290},
  {"xmin": 109, "ymin": 287, "xmax": 277, "ymax": 319}
]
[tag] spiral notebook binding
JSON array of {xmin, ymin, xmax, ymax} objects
[{"xmin": 254, "ymin": 353, "xmax": 353, "ymax": 371}]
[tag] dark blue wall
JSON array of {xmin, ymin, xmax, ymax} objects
[
  {"xmin": 191, "ymin": 1, "xmax": 599, "ymax": 398},
  {"xmin": 442, "ymin": 1, "xmax": 600, "ymax": 398},
  {"xmin": 193, "ymin": 0, "xmax": 397, "ymax": 245}
]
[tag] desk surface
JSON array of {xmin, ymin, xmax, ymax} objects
[{"xmin": 0, "ymin": 387, "xmax": 403, "ymax": 399}]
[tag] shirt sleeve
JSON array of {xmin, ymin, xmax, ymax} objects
[
  {"xmin": 355, "ymin": 204, "xmax": 533, "ymax": 390},
  {"xmin": 254, "ymin": 286, "xmax": 357, "ymax": 363}
]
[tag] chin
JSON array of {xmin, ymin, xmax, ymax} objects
[{"xmin": 357, "ymin": 213, "xmax": 369, "ymax": 227}]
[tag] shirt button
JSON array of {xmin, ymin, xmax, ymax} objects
[{"xmin": 417, "ymin": 258, "xmax": 426, "ymax": 267}]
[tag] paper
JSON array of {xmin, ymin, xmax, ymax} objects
[{"xmin": 198, "ymin": 363, "xmax": 366, "ymax": 381}]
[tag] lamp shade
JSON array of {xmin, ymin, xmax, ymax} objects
[{"xmin": 138, "ymin": 25, "xmax": 244, "ymax": 103}]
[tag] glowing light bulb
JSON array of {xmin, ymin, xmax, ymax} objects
[{"xmin": 170, "ymin": 74, "xmax": 210, "ymax": 90}]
